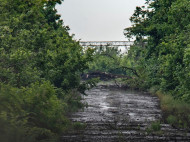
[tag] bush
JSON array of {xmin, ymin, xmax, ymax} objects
[
  {"xmin": 151, "ymin": 121, "xmax": 161, "ymax": 132},
  {"xmin": 72, "ymin": 122, "xmax": 86, "ymax": 130},
  {"xmin": 0, "ymin": 82, "xmax": 70, "ymax": 141},
  {"xmin": 167, "ymin": 115, "xmax": 177, "ymax": 125}
]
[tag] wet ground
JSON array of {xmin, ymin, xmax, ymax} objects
[{"xmin": 62, "ymin": 84, "xmax": 190, "ymax": 142}]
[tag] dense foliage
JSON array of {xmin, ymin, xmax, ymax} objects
[
  {"xmin": 0, "ymin": 0, "xmax": 93, "ymax": 141},
  {"xmin": 87, "ymin": 46, "xmax": 125, "ymax": 74},
  {"xmin": 124, "ymin": 0, "xmax": 190, "ymax": 127},
  {"xmin": 124, "ymin": 0, "xmax": 190, "ymax": 101},
  {"xmin": 87, "ymin": 45, "xmax": 140, "ymax": 78}
]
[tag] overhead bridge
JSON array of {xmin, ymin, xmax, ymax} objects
[{"xmin": 80, "ymin": 41, "xmax": 134, "ymax": 47}]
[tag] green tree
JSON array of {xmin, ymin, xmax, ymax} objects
[
  {"xmin": 0, "ymin": 0, "xmax": 93, "ymax": 141},
  {"xmin": 124, "ymin": 0, "xmax": 190, "ymax": 100}
]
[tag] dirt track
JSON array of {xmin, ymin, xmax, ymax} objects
[{"xmin": 62, "ymin": 85, "xmax": 190, "ymax": 142}]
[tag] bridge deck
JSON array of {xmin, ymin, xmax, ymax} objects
[{"xmin": 80, "ymin": 41, "xmax": 134, "ymax": 47}]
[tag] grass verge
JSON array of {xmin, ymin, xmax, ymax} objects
[{"xmin": 152, "ymin": 89, "xmax": 190, "ymax": 129}]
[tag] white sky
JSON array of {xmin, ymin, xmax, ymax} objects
[{"xmin": 56, "ymin": 0, "xmax": 145, "ymax": 41}]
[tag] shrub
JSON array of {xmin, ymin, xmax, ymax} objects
[
  {"xmin": 167, "ymin": 115, "xmax": 177, "ymax": 125},
  {"xmin": 0, "ymin": 82, "xmax": 69, "ymax": 141},
  {"xmin": 151, "ymin": 121, "xmax": 161, "ymax": 131}
]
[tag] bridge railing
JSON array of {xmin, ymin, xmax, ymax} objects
[{"xmin": 80, "ymin": 41, "xmax": 134, "ymax": 47}]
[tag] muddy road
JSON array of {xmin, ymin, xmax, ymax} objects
[{"xmin": 62, "ymin": 85, "xmax": 190, "ymax": 142}]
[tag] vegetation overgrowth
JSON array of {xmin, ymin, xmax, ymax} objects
[
  {"xmin": 87, "ymin": 46, "xmax": 125, "ymax": 74},
  {"xmin": 1, "ymin": 0, "xmax": 190, "ymax": 141},
  {"xmin": 87, "ymin": 45, "xmax": 137, "ymax": 78},
  {"xmin": 124, "ymin": 0, "xmax": 190, "ymax": 128},
  {"xmin": 0, "ymin": 0, "xmax": 93, "ymax": 141},
  {"xmin": 87, "ymin": 0, "xmax": 190, "ymax": 129}
]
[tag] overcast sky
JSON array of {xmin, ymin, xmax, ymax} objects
[{"xmin": 56, "ymin": 0, "xmax": 145, "ymax": 41}]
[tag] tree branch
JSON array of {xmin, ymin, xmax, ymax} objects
[{"xmin": 110, "ymin": 66, "xmax": 139, "ymax": 77}]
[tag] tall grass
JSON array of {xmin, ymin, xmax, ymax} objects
[{"xmin": 156, "ymin": 90, "xmax": 190, "ymax": 128}]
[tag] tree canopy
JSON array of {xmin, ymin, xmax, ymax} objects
[
  {"xmin": 124, "ymin": 0, "xmax": 190, "ymax": 101},
  {"xmin": 0, "ymin": 0, "xmax": 93, "ymax": 141},
  {"xmin": 123, "ymin": 0, "xmax": 190, "ymax": 128}
]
